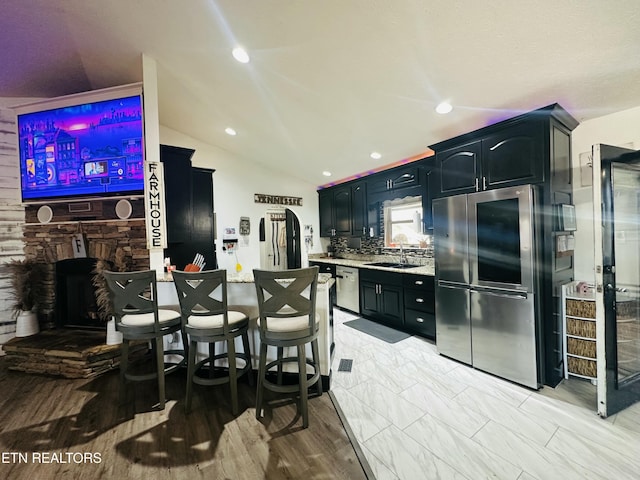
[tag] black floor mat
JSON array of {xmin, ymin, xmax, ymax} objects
[{"xmin": 344, "ymin": 318, "xmax": 410, "ymax": 344}]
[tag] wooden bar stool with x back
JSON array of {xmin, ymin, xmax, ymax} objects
[
  {"xmin": 102, "ymin": 270, "xmax": 187, "ymax": 410},
  {"xmin": 253, "ymin": 266, "xmax": 322, "ymax": 428},
  {"xmin": 172, "ymin": 269, "xmax": 253, "ymax": 415}
]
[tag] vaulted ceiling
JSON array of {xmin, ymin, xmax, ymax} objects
[{"xmin": 2, "ymin": 1, "xmax": 640, "ymax": 186}]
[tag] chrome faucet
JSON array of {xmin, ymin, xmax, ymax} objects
[{"xmin": 399, "ymin": 241, "xmax": 407, "ymax": 264}]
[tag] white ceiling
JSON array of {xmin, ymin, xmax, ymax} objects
[{"xmin": 2, "ymin": 1, "xmax": 640, "ymax": 187}]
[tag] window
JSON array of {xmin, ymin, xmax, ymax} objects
[{"xmin": 383, "ymin": 196, "xmax": 424, "ymax": 248}]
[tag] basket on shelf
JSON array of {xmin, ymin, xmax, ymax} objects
[
  {"xmin": 567, "ymin": 318, "xmax": 596, "ymax": 338},
  {"xmin": 566, "ymin": 299, "xmax": 596, "ymax": 319},
  {"xmin": 567, "ymin": 356, "xmax": 597, "ymax": 377},
  {"xmin": 567, "ymin": 337, "xmax": 596, "ymax": 358}
]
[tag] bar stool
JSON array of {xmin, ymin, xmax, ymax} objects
[
  {"xmin": 102, "ymin": 270, "xmax": 187, "ymax": 410},
  {"xmin": 253, "ymin": 266, "xmax": 322, "ymax": 428},
  {"xmin": 172, "ymin": 269, "xmax": 252, "ymax": 415}
]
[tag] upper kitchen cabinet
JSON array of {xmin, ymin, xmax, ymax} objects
[
  {"xmin": 420, "ymin": 157, "xmax": 437, "ymax": 232},
  {"xmin": 482, "ymin": 120, "xmax": 543, "ymax": 188},
  {"xmin": 319, "ymin": 180, "xmax": 366, "ymax": 237},
  {"xmin": 436, "ymin": 141, "xmax": 481, "ymax": 197},
  {"xmin": 431, "ymin": 104, "xmax": 576, "ymax": 198},
  {"xmin": 367, "ymin": 164, "xmax": 421, "ymax": 196},
  {"xmin": 350, "ymin": 180, "xmax": 368, "ymax": 237}
]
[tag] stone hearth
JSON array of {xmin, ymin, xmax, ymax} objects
[{"xmin": 3, "ymin": 330, "xmax": 147, "ymax": 378}]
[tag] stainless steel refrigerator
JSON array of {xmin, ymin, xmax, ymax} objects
[{"xmin": 433, "ymin": 184, "xmax": 541, "ymax": 389}]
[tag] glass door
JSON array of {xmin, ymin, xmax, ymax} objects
[{"xmin": 593, "ymin": 144, "xmax": 640, "ymax": 417}]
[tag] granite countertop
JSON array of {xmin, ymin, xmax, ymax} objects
[
  {"xmin": 160, "ymin": 271, "xmax": 334, "ymax": 285},
  {"xmin": 308, "ymin": 254, "xmax": 435, "ymax": 276}
]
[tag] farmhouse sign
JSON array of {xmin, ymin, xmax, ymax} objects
[{"xmin": 144, "ymin": 161, "xmax": 168, "ymax": 249}]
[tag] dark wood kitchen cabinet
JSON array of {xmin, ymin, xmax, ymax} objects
[
  {"xmin": 420, "ymin": 158, "xmax": 437, "ymax": 232},
  {"xmin": 368, "ymin": 165, "xmax": 421, "ymax": 194},
  {"xmin": 403, "ymin": 273, "xmax": 435, "ymax": 338},
  {"xmin": 360, "ymin": 269, "xmax": 404, "ymax": 328},
  {"xmin": 350, "ymin": 180, "xmax": 368, "ymax": 236},
  {"xmin": 161, "ymin": 145, "xmax": 194, "ymax": 243},
  {"xmin": 161, "ymin": 144, "xmax": 216, "ymax": 271},
  {"xmin": 318, "ymin": 180, "xmax": 367, "ymax": 237},
  {"xmin": 319, "ymin": 185, "xmax": 351, "ymax": 237},
  {"xmin": 433, "ymin": 119, "xmax": 543, "ymax": 197},
  {"xmin": 365, "ymin": 160, "xmax": 430, "ymax": 236}
]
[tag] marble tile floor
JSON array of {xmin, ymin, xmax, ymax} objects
[{"xmin": 330, "ymin": 308, "xmax": 640, "ymax": 480}]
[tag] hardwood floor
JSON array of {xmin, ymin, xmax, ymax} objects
[{"xmin": 0, "ymin": 359, "xmax": 368, "ymax": 480}]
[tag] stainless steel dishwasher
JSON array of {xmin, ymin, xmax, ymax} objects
[{"xmin": 336, "ymin": 265, "xmax": 360, "ymax": 313}]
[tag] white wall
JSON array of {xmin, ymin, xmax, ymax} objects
[
  {"xmin": 159, "ymin": 125, "xmax": 323, "ymax": 273},
  {"xmin": 0, "ymin": 105, "xmax": 24, "ymax": 346},
  {"xmin": 572, "ymin": 105, "xmax": 640, "ymax": 282}
]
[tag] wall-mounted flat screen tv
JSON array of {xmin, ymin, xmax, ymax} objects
[{"xmin": 16, "ymin": 84, "xmax": 145, "ymax": 203}]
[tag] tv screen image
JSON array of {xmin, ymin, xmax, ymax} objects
[{"xmin": 18, "ymin": 94, "xmax": 145, "ymax": 202}]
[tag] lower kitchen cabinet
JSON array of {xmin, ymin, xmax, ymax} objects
[
  {"xmin": 360, "ymin": 269, "xmax": 404, "ymax": 329},
  {"xmin": 403, "ymin": 274, "xmax": 435, "ymax": 338}
]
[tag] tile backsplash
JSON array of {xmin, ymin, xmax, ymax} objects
[{"xmin": 330, "ymin": 235, "xmax": 434, "ymax": 260}]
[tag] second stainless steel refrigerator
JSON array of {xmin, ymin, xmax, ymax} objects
[{"xmin": 433, "ymin": 184, "xmax": 541, "ymax": 389}]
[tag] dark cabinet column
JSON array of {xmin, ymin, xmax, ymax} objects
[
  {"xmin": 161, "ymin": 144, "xmax": 216, "ymax": 271},
  {"xmin": 161, "ymin": 145, "xmax": 194, "ymax": 243}
]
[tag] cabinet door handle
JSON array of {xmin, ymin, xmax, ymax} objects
[
  {"xmin": 416, "ymin": 317, "xmax": 425, "ymax": 323},
  {"xmin": 415, "ymin": 298, "xmax": 424, "ymax": 303},
  {"xmin": 475, "ymin": 178, "xmax": 479, "ymax": 191},
  {"xmin": 415, "ymin": 280, "xmax": 423, "ymax": 285},
  {"xmin": 483, "ymin": 176, "xmax": 487, "ymax": 190}
]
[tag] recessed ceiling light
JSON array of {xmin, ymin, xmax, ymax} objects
[
  {"xmin": 370, "ymin": 152, "xmax": 382, "ymax": 160},
  {"xmin": 225, "ymin": 127, "xmax": 237, "ymax": 136},
  {"xmin": 322, "ymin": 171, "xmax": 332, "ymax": 177},
  {"xmin": 436, "ymin": 102, "xmax": 453, "ymax": 114},
  {"xmin": 232, "ymin": 47, "xmax": 250, "ymax": 64}
]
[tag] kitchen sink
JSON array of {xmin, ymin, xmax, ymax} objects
[{"xmin": 365, "ymin": 262, "xmax": 421, "ymax": 269}]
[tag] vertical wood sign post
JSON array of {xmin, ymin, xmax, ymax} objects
[{"xmin": 145, "ymin": 161, "xmax": 167, "ymax": 249}]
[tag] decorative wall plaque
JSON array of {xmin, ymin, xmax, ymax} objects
[{"xmin": 254, "ymin": 193, "xmax": 302, "ymax": 206}]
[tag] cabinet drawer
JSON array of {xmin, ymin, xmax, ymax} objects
[
  {"xmin": 402, "ymin": 274, "xmax": 434, "ymax": 290},
  {"xmin": 404, "ymin": 289, "xmax": 435, "ymax": 313},
  {"xmin": 404, "ymin": 309, "xmax": 435, "ymax": 338}
]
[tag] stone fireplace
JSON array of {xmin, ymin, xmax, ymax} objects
[{"xmin": 22, "ymin": 198, "xmax": 150, "ymax": 330}]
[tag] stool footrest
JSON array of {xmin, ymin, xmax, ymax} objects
[{"xmin": 263, "ymin": 371, "xmax": 320, "ymax": 394}]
